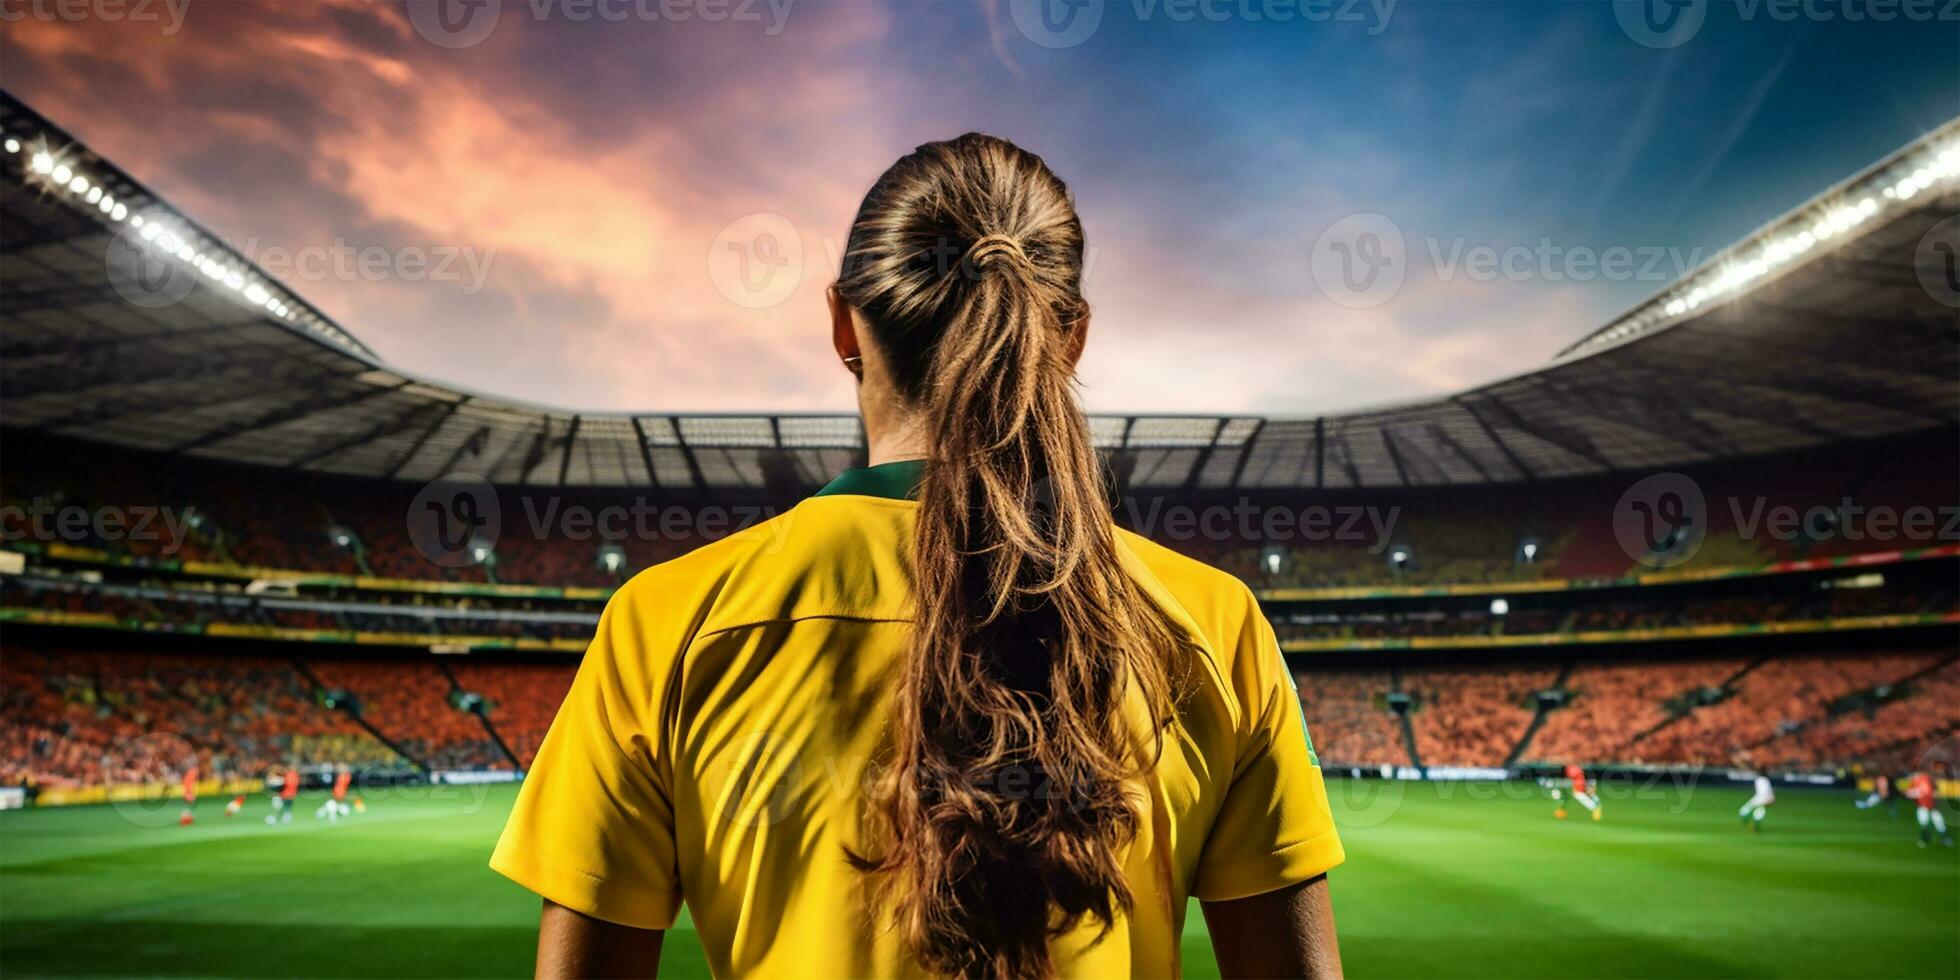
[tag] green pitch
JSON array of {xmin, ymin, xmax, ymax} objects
[{"xmin": 2, "ymin": 780, "xmax": 1954, "ymax": 977}]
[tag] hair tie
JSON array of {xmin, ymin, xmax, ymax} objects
[{"xmin": 965, "ymin": 234, "xmax": 1028, "ymax": 266}]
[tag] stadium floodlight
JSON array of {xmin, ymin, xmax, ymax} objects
[
  {"xmin": 1561, "ymin": 125, "xmax": 1960, "ymax": 361},
  {"xmin": 7, "ymin": 121, "xmax": 353, "ymax": 341}
]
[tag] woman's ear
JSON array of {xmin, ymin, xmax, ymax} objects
[
  {"xmin": 829, "ymin": 285, "xmax": 860, "ymax": 365},
  {"xmin": 1065, "ymin": 311, "xmax": 1090, "ymax": 370}
]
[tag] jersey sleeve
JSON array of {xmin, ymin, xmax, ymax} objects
[
  {"xmin": 1192, "ymin": 593, "xmax": 1345, "ymax": 902},
  {"xmin": 490, "ymin": 585, "xmax": 683, "ymax": 929}
]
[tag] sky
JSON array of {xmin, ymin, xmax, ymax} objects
[{"xmin": 2, "ymin": 0, "xmax": 1955, "ymax": 415}]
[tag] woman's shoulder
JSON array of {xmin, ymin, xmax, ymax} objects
[
  {"xmin": 613, "ymin": 506, "xmax": 801, "ymax": 601},
  {"xmin": 608, "ymin": 496, "xmax": 910, "ymax": 635},
  {"xmin": 1114, "ymin": 528, "xmax": 1258, "ymax": 608},
  {"xmin": 1113, "ymin": 528, "xmax": 1264, "ymax": 652}
]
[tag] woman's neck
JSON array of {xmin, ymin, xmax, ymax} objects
[
  {"xmin": 856, "ymin": 374, "xmax": 931, "ymax": 466},
  {"xmin": 865, "ymin": 414, "xmax": 930, "ymax": 466}
]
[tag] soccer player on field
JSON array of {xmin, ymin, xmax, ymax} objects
[
  {"xmin": 316, "ymin": 765, "xmax": 352, "ymax": 822},
  {"xmin": 178, "ymin": 765, "xmax": 198, "ymax": 827},
  {"xmin": 266, "ymin": 766, "xmax": 299, "ymax": 825},
  {"xmin": 1854, "ymin": 772, "xmax": 1892, "ymax": 813},
  {"xmin": 1556, "ymin": 763, "xmax": 1602, "ymax": 822},
  {"xmin": 1905, "ymin": 772, "xmax": 1953, "ymax": 848},
  {"xmin": 1739, "ymin": 773, "xmax": 1775, "ymax": 832},
  {"xmin": 492, "ymin": 135, "xmax": 1344, "ymax": 978}
]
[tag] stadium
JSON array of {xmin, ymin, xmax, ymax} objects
[{"xmin": 2, "ymin": 69, "xmax": 1959, "ymax": 980}]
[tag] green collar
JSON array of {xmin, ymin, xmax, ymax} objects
[{"xmin": 815, "ymin": 459, "xmax": 925, "ymax": 500}]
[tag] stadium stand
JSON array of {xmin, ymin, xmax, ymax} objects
[
  {"xmin": 1632, "ymin": 651, "xmax": 1953, "ymax": 768},
  {"xmin": 1404, "ymin": 664, "xmax": 1561, "ymax": 768},
  {"xmin": 1772, "ymin": 658, "xmax": 1960, "ymax": 770},
  {"xmin": 1295, "ymin": 669, "xmax": 1411, "ymax": 769},
  {"xmin": 7, "ymin": 642, "xmax": 1955, "ymax": 789},
  {"xmin": 302, "ymin": 659, "xmax": 508, "ymax": 770},
  {"xmin": 448, "ymin": 662, "xmax": 578, "ymax": 769},
  {"xmin": 0, "ymin": 646, "xmax": 398, "ymax": 789},
  {"xmin": 1525, "ymin": 657, "xmax": 1750, "ymax": 765}
]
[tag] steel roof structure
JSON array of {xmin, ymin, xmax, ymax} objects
[{"xmin": 3, "ymin": 90, "xmax": 1955, "ymax": 491}]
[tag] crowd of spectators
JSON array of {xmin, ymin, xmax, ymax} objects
[
  {"xmin": 1, "ymin": 648, "xmax": 595, "ymax": 788},
  {"xmin": 1524, "ymin": 658, "xmax": 1749, "ymax": 766},
  {"xmin": 5, "ymin": 640, "xmax": 1954, "ymax": 789},
  {"xmin": 1775, "ymin": 659, "xmax": 1960, "ymax": 770},
  {"xmin": 1293, "ymin": 649, "xmax": 1959, "ymax": 772},
  {"xmin": 0, "ymin": 647, "xmax": 396, "ymax": 789},
  {"xmin": 1403, "ymin": 665, "xmax": 1559, "ymax": 767},
  {"xmin": 303, "ymin": 660, "xmax": 507, "ymax": 770},
  {"xmin": 1634, "ymin": 652, "xmax": 1949, "ymax": 768},
  {"xmin": 1293, "ymin": 669, "xmax": 1410, "ymax": 768},
  {"xmin": 448, "ymin": 662, "xmax": 578, "ymax": 768}
]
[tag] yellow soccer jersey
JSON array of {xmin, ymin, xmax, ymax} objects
[{"xmin": 491, "ymin": 461, "xmax": 1343, "ymax": 977}]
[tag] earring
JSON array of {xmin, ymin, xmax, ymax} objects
[{"xmin": 842, "ymin": 355, "xmax": 863, "ymax": 378}]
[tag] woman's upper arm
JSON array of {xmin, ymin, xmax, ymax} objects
[
  {"xmin": 536, "ymin": 898, "xmax": 666, "ymax": 979},
  {"xmin": 1191, "ymin": 591, "xmax": 1345, "ymax": 899},
  {"xmin": 1200, "ymin": 874, "xmax": 1342, "ymax": 980},
  {"xmin": 490, "ymin": 583, "xmax": 685, "ymax": 929}
]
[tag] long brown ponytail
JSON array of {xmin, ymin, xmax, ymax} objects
[{"xmin": 837, "ymin": 134, "xmax": 1190, "ymax": 977}]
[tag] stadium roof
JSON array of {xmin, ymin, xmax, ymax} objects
[{"xmin": 2, "ymin": 89, "xmax": 1956, "ymax": 490}]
